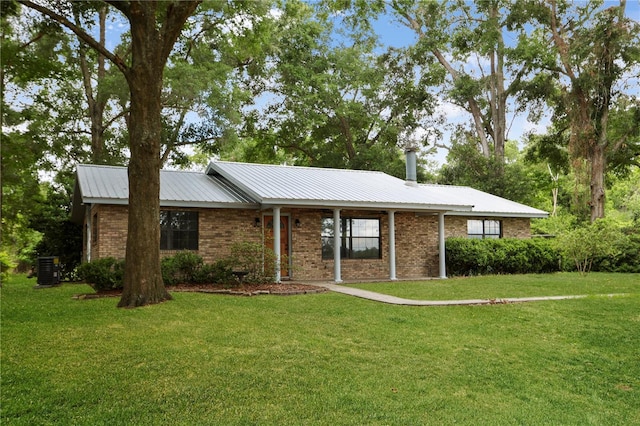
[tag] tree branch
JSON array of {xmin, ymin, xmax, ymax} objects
[{"xmin": 17, "ymin": 1, "xmax": 129, "ymax": 76}]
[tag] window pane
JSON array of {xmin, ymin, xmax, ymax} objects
[
  {"xmin": 351, "ymin": 219, "xmax": 379, "ymax": 237},
  {"xmin": 160, "ymin": 210, "xmax": 198, "ymax": 250},
  {"xmin": 322, "ymin": 236, "xmax": 334, "ymax": 259},
  {"xmin": 321, "ymin": 217, "xmax": 381, "ymax": 259},
  {"xmin": 467, "ymin": 220, "xmax": 483, "ymax": 235},
  {"xmin": 484, "ymin": 220, "xmax": 501, "ymax": 236},
  {"xmin": 321, "ymin": 218, "xmax": 334, "ymax": 237},
  {"xmin": 351, "ymin": 237, "xmax": 380, "ymax": 259}
]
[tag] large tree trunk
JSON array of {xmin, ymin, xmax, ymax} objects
[
  {"xmin": 590, "ymin": 140, "xmax": 607, "ymax": 223},
  {"xmin": 118, "ymin": 71, "xmax": 171, "ymax": 307},
  {"xmin": 118, "ymin": 4, "xmax": 172, "ymax": 308}
]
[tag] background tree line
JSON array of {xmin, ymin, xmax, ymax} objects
[{"xmin": 1, "ymin": 0, "xmax": 638, "ymax": 305}]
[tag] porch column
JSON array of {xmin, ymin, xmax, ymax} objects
[
  {"xmin": 333, "ymin": 208, "xmax": 342, "ymax": 283},
  {"xmin": 388, "ymin": 210, "xmax": 397, "ymax": 281},
  {"xmin": 273, "ymin": 207, "xmax": 281, "ymax": 283},
  {"xmin": 85, "ymin": 205, "xmax": 92, "ymax": 262},
  {"xmin": 438, "ymin": 212, "xmax": 447, "ymax": 279}
]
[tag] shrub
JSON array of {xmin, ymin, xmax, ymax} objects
[
  {"xmin": 192, "ymin": 259, "xmax": 234, "ymax": 284},
  {"xmin": 228, "ymin": 241, "xmax": 280, "ymax": 284},
  {"xmin": 76, "ymin": 258, "xmax": 124, "ymax": 291},
  {"xmin": 591, "ymin": 225, "xmax": 640, "ymax": 273},
  {"xmin": 556, "ymin": 219, "xmax": 625, "ymax": 275},
  {"xmin": 445, "ymin": 237, "xmax": 560, "ymax": 276},
  {"xmin": 161, "ymin": 251, "xmax": 203, "ymax": 285}
]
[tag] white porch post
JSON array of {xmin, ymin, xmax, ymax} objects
[
  {"xmin": 388, "ymin": 210, "xmax": 397, "ymax": 281},
  {"xmin": 333, "ymin": 208, "xmax": 342, "ymax": 283},
  {"xmin": 85, "ymin": 205, "xmax": 92, "ymax": 262},
  {"xmin": 273, "ymin": 207, "xmax": 281, "ymax": 283},
  {"xmin": 438, "ymin": 212, "xmax": 447, "ymax": 279}
]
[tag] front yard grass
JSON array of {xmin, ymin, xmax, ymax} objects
[
  {"xmin": 346, "ymin": 272, "xmax": 640, "ymax": 300},
  {"xmin": 2, "ymin": 273, "xmax": 639, "ymax": 425}
]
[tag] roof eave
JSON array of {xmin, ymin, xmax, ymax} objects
[
  {"xmin": 260, "ymin": 199, "xmax": 474, "ymax": 212},
  {"xmin": 446, "ymin": 211, "xmax": 549, "ymax": 219}
]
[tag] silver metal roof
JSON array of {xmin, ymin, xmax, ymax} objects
[
  {"xmin": 206, "ymin": 161, "xmax": 474, "ymax": 211},
  {"xmin": 74, "ymin": 164, "xmax": 257, "ymax": 207},
  {"xmin": 429, "ymin": 185, "xmax": 549, "ymax": 218},
  {"xmin": 71, "ymin": 162, "xmax": 547, "ymax": 222}
]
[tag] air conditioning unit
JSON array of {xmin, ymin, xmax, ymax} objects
[{"xmin": 37, "ymin": 257, "xmax": 61, "ymax": 286}]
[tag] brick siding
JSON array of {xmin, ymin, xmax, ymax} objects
[{"xmin": 84, "ymin": 206, "xmax": 531, "ymax": 280}]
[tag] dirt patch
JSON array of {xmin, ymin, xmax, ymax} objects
[{"xmin": 73, "ymin": 282, "xmax": 327, "ymax": 299}]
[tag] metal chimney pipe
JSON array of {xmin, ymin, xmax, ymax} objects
[{"xmin": 405, "ymin": 147, "xmax": 418, "ymax": 186}]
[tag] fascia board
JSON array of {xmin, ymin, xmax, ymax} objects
[
  {"xmin": 260, "ymin": 198, "xmax": 474, "ymax": 212},
  {"xmin": 81, "ymin": 197, "xmax": 260, "ymax": 210},
  {"xmin": 445, "ymin": 211, "xmax": 549, "ymax": 219}
]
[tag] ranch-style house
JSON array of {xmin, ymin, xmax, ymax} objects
[{"xmin": 71, "ymin": 151, "xmax": 548, "ymax": 282}]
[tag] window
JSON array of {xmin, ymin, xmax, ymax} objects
[
  {"xmin": 467, "ymin": 219, "xmax": 501, "ymax": 239},
  {"xmin": 321, "ymin": 217, "xmax": 381, "ymax": 259},
  {"xmin": 160, "ymin": 211, "xmax": 199, "ymax": 250}
]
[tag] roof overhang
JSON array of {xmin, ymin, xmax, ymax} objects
[
  {"xmin": 259, "ymin": 199, "xmax": 474, "ymax": 212},
  {"xmin": 445, "ymin": 211, "xmax": 549, "ymax": 219}
]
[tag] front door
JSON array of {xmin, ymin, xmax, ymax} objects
[{"xmin": 264, "ymin": 215, "xmax": 289, "ymax": 277}]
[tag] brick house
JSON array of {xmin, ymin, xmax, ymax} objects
[{"xmin": 71, "ymin": 153, "xmax": 547, "ymax": 282}]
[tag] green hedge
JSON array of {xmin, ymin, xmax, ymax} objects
[
  {"xmin": 76, "ymin": 257, "xmax": 125, "ymax": 291},
  {"xmin": 591, "ymin": 230, "xmax": 640, "ymax": 273},
  {"xmin": 445, "ymin": 237, "xmax": 561, "ymax": 276}
]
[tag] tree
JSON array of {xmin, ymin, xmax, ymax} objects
[
  {"xmin": 243, "ymin": 1, "xmax": 438, "ymax": 178},
  {"xmin": 1, "ymin": 0, "xmax": 68, "ymax": 266},
  {"xmin": 328, "ymin": 0, "xmax": 544, "ymax": 171},
  {"xmin": 526, "ymin": 0, "xmax": 640, "ymax": 222},
  {"xmin": 19, "ymin": 0, "xmax": 201, "ymax": 307}
]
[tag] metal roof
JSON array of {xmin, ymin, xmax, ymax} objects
[
  {"xmin": 74, "ymin": 164, "xmax": 257, "ymax": 208},
  {"xmin": 71, "ymin": 162, "xmax": 547, "ymax": 222},
  {"xmin": 205, "ymin": 161, "xmax": 474, "ymax": 211},
  {"xmin": 428, "ymin": 185, "xmax": 549, "ymax": 218}
]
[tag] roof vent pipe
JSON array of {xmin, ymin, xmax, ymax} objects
[{"xmin": 405, "ymin": 147, "xmax": 418, "ymax": 186}]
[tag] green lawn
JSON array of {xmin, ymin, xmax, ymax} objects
[
  {"xmin": 2, "ymin": 274, "xmax": 639, "ymax": 425},
  {"xmin": 346, "ymin": 272, "xmax": 640, "ymax": 300}
]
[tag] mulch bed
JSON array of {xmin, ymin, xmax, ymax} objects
[{"xmin": 73, "ymin": 282, "xmax": 327, "ymax": 300}]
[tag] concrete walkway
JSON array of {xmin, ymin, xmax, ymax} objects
[{"xmin": 314, "ymin": 282, "xmax": 623, "ymax": 306}]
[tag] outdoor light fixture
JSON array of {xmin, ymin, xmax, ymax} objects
[
  {"xmin": 254, "ymin": 218, "xmax": 261, "ymax": 227},
  {"xmin": 295, "ymin": 219, "xmax": 302, "ymax": 228}
]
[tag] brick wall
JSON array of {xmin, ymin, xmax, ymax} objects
[
  {"xmin": 445, "ymin": 216, "xmax": 531, "ymax": 239},
  {"xmin": 86, "ymin": 205, "xmax": 263, "ymax": 262},
  {"xmin": 84, "ymin": 205, "xmax": 531, "ymax": 280}
]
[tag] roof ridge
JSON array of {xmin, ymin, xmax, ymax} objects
[{"xmin": 213, "ymin": 160, "xmax": 389, "ymax": 175}]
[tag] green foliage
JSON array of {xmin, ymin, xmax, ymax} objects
[
  {"xmin": 160, "ymin": 252, "xmax": 235, "ymax": 286},
  {"xmin": 192, "ymin": 260, "xmax": 235, "ymax": 285},
  {"xmin": 228, "ymin": 241, "xmax": 279, "ymax": 284},
  {"xmin": 240, "ymin": 3, "xmax": 438, "ymax": 178},
  {"xmin": 76, "ymin": 257, "xmax": 124, "ymax": 291},
  {"xmin": 591, "ymin": 224, "xmax": 640, "ymax": 273},
  {"xmin": 0, "ymin": 251, "xmax": 17, "ymax": 284},
  {"xmin": 160, "ymin": 251, "xmax": 204, "ymax": 285},
  {"xmin": 438, "ymin": 137, "xmax": 547, "ymax": 206},
  {"xmin": 445, "ymin": 237, "xmax": 561, "ymax": 276},
  {"xmin": 29, "ymin": 181, "xmax": 82, "ymax": 280},
  {"xmin": 556, "ymin": 219, "xmax": 626, "ymax": 275}
]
